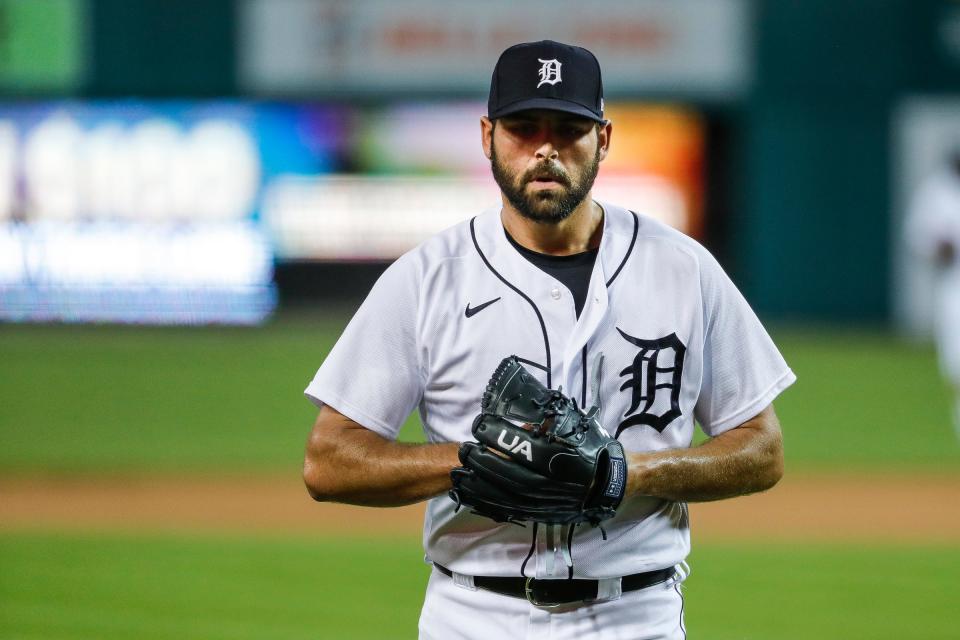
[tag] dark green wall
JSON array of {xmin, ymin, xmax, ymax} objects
[
  {"xmin": 89, "ymin": 0, "xmax": 235, "ymax": 96},
  {"xmin": 738, "ymin": 0, "xmax": 958, "ymax": 320}
]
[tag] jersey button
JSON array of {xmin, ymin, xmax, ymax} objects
[{"xmin": 550, "ymin": 287, "xmax": 562, "ymax": 300}]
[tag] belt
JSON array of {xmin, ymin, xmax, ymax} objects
[{"xmin": 434, "ymin": 563, "xmax": 675, "ymax": 608}]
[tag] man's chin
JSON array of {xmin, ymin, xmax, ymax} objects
[{"xmin": 518, "ymin": 200, "xmax": 575, "ymax": 224}]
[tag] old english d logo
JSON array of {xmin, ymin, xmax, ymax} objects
[
  {"xmin": 615, "ymin": 329, "xmax": 686, "ymax": 437},
  {"xmin": 537, "ymin": 58, "xmax": 562, "ymax": 87}
]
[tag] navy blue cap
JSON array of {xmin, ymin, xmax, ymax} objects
[{"xmin": 488, "ymin": 40, "xmax": 604, "ymax": 122}]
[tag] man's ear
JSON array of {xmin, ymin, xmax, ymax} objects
[
  {"xmin": 481, "ymin": 116, "xmax": 494, "ymax": 160},
  {"xmin": 598, "ymin": 120, "xmax": 612, "ymax": 163}
]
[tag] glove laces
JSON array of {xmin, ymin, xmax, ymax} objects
[
  {"xmin": 518, "ymin": 352, "xmax": 611, "ymax": 581},
  {"xmin": 520, "ymin": 523, "xmax": 578, "ymax": 580}
]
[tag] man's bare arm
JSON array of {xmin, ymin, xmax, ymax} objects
[
  {"xmin": 626, "ymin": 404, "xmax": 784, "ymax": 502},
  {"xmin": 303, "ymin": 405, "xmax": 460, "ymax": 507}
]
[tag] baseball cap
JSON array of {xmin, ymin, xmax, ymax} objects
[{"xmin": 488, "ymin": 40, "xmax": 604, "ymax": 123}]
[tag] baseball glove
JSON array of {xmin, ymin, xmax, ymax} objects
[{"xmin": 449, "ymin": 356, "xmax": 627, "ymax": 527}]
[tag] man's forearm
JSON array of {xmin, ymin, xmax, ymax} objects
[
  {"xmin": 303, "ymin": 409, "xmax": 460, "ymax": 507},
  {"xmin": 625, "ymin": 407, "xmax": 784, "ymax": 502}
]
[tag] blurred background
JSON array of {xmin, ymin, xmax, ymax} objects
[{"xmin": 1, "ymin": 1, "xmax": 958, "ymax": 638}]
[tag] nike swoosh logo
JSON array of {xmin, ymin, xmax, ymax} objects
[{"xmin": 465, "ymin": 297, "xmax": 501, "ymax": 318}]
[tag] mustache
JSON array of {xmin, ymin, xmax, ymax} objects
[{"xmin": 521, "ymin": 163, "xmax": 570, "ymax": 186}]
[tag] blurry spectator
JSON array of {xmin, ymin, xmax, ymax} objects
[{"xmin": 906, "ymin": 149, "xmax": 960, "ymax": 440}]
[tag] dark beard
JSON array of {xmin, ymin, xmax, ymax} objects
[{"xmin": 490, "ymin": 140, "xmax": 601, "ymax": 225}]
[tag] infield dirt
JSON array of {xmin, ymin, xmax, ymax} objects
[{"xmin": 2, "ymin": 472, "xmax": 958, "ymax": 542}]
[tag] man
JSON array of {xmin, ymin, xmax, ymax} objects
[
  {"xmin": 906, "ymin": 149, "xmax": 960, "ymax": 440},
  {"xmin": 303, "ymin": 40, "xmax": 795, "ymax": 639}
]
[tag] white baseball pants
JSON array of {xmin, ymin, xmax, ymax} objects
[{"xmin": 418, "ymin": 566, "xmax": 687, "ymax": 640}]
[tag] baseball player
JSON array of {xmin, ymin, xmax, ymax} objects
[
  {"xmin": 906, "ymin": 149, "xmax": 960, "ymax": 439},
  {"xmin": 303, "ymin": 40, "xmax": 795, "ymax": 639}
]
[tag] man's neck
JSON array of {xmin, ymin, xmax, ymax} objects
[{"xmin": 500, "ymin": 197, "xmax": 604, "ymax": 256}]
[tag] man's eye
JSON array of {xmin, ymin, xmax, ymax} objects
[
  {"xmin": 561, "ymin": 125, "xmax": 589, "ymax": 138},
  {"xmin": 511, "ymin": 123, "xmax": 537, "ymax": 136}
]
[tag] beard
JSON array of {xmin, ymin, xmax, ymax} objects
[{"xmin": 490, "ymin": 139, "xmax": 601, "ymax": 225}]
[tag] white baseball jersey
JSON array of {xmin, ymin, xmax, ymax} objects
[
  {"xmin": 907, "ymin": 168, "xmax": 960, "ymax": 383},
  {"xmin": 306, "ymin": 202, "xmax": 795, "ymax": 579}
]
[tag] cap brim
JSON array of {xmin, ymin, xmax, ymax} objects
[{"xmin": 490, "ymin": 98, "xmax": 604, "ymax": 122}]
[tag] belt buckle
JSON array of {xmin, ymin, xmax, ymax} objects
[{"xmin": 524, "ymin": 577, "xmax": 566, "ymax": 609}]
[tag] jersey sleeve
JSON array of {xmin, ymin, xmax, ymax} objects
[
  {"xmin": 693, "ymin": 249, "xmax": 796, "ymax": 436},
  {"xmin": 304, "ymin": 253, "xmax": 424, "ymax": 440}
]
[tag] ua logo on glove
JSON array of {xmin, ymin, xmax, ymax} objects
[{"xmin": 497, "ymin": 430, "xmax": 533, "ymax": 462}]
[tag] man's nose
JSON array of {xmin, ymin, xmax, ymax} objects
[{"xmin": 535, "ymin": 141, "xmax": 559, "ymax": 161}]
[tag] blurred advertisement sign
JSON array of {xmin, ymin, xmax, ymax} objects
[
  {"xmin": 264, "ymin": 174, "xmax": 687, "ymax": 261},
  {"xmin": 0, "ymin": 0, "xmax": 88, "ymax": 91},
  {"xmin": 0, "ymin": 102, "xmax": 293, "ymax": 324},
  {"xmin": 239, "ymin": 0, "xmax": 751, "ymax": 99},
  {"xmin": 0, "ymin": 222, "xmax": 273, "ymax": 324},
  {"xmin": 0, "ymin": 100, "xmax": 703, "ymax": 322},
  {"xmin": 264, "ymin": 102, "xmax": 704, "ymax": 260},
  {"xmin": 0, "ymin": 112, "xmax": 259, "ymax": 222},
  {"xmin": 265, "ymin": 176, "xmax": 498, "ymax": 260},
  {"xmin": 0, "ymin": 101, "xmax": 346, "ymax": 222}
]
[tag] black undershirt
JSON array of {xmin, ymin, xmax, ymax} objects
[{"xmin": 505, "ymin": 231, "xmax": 599, "ymax": 318}]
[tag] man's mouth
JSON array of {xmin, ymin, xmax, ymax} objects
[{"xmin": 527, "ymin": 172, "xmax": 567, "ymax": 187}]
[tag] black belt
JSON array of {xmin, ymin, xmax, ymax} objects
[{"xmin": 434, "ymin": 563, "xmax": 675, "ymax": 607}]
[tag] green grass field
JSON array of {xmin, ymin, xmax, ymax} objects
[
  {"xmin": 1, "ymin": 315, "xmax": 958, "ymax": 475},
  {"xmin": 2, "ymin": 316, "xmax": 959, "ymax": 639},
  {"xmin": 2, "ymin": 532, "xmax": 957, "ymax": 640}
]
